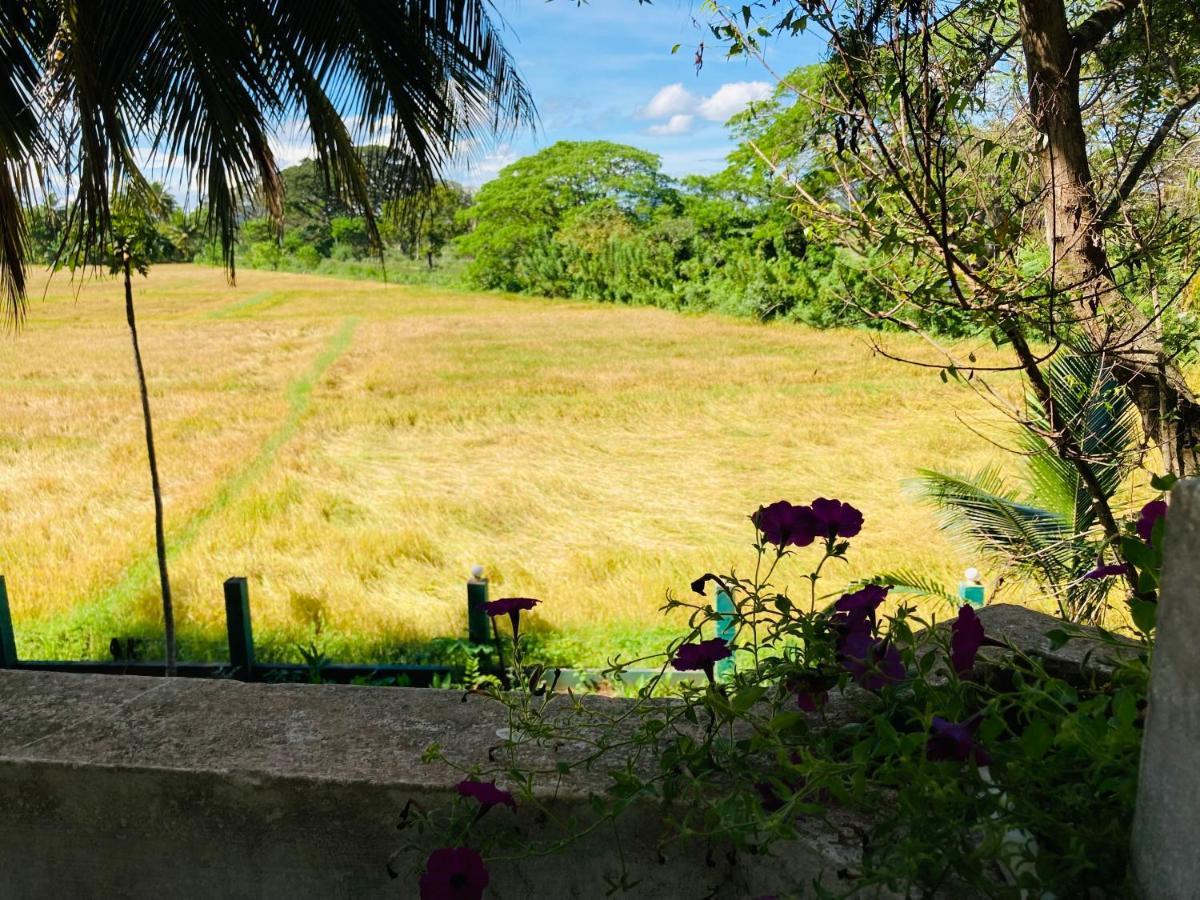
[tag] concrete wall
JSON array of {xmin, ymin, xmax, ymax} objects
[
  {"xmin": 0, "ymin": 669, "xmax": 865, "ymax": 899},
  {"xmin": 0, "ymin": 602, "xmax": 1150, "ymax": 899}
]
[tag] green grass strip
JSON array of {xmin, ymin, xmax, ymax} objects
[
  {"xmin": 205, "ymin": 290, "xmax": 284, "ymax": 319},
  {"xmin": 28, "ymin": 317, "xmax": 360, "ymax": 654}
]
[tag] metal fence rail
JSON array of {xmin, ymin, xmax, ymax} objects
[{"xmin": 0, "ymin": 574, "xmax": 484, "ymax": 686}]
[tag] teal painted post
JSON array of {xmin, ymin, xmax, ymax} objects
[
  {"xmin": 467, "ymin": 570, "xmax": 490, "ymax": 645},
  {"xmin": 0, "ymin": 576, "xmax": 17, "ymax": 667},
  {"xmin": 957, "ymin": 567, "xmax": 986, "ymax": 608},
  {"xmin": 224, "ymin": 577, "xmax": 256, "ymax": 680},
  {"xmin": 715, "ymin": 586, "xmax": 735, "ymax": 679}
]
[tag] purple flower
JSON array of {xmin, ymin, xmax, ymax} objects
[
  {"xmin": 785, "ymin": 671, "xmax": 834, "ymax": 713},
  {"xmin": 456, "ymin": 780, "xmax": 516, "ymax": 813},
  {"xmin": 485, "ymin": 597, "xmax": 540, "ymax": 639},
  {"xmin": 690, "ymin": 573, "xmax": 726, "ymax": 596},
  {"xmin": 797, "ymin": 689, "xmax": 828, "ymax": 713},
  {"xmin": 926, "ymin": 717, "xmax": 991, "ymax": 766},
  {"xmin": 419, "ymin": 847, "xmax": 490, "ymax": 900},
  {"xmin": 810, "ymin": 497, "xmax": 864, "ymax": 540},
  {"xmin": 840, "ymin": 630, "xmax": 904, "ymax": 691},
  {"xmin": 753, "ymin": 501, "xmax": 819, "ymax": 548},
  {"xmin": 832, "ymin": 584, "xmax": 890, "ymax": 630},
  {"xmin": 1084, "ymin": 562, "xmax": 1133, "ymax": 580},
  {"xmin": 755, "ymin": 780, "xmax": 787, "ymax": 813},
  {"xmin": 950, "ymin": 604, "xmax": 985, "ymax": 675},
  {"xmin": 1137, "ymin": 500, "xmax": 1168, "ymax": 543},
  {"xmin": 671, "ymin": 638, "xmax": 732, "ymax": 682}
]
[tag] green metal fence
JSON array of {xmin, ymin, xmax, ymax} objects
[{"xmin": 0, "ymin": 573, "xmax": 498, "ymax": 686}]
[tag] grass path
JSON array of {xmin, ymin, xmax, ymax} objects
[{"xmin": 17, "ymin": 317, "xmax": 360, "ymax": 658}]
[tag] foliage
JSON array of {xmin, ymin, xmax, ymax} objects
[
  {"xmin": 403, "ymin": 494, "xmax": 1166, "ymax": 897},
  {"xmin": 915, "ymin": 354, "xmax": 1141, "ymax": 623},
  {"xmin": 451, "ymin": 139, "xmax": 949, "ymax": 331},
  {"xmin": 703, "ymin": 0, "xmax": 1200, "ymax": 477},
  {"xmin": 26, "ymin": 186, "xmax": 203, "ymax": 268}
]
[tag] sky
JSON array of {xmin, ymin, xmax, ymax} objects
[{"xmin": 440, "ymin": 1, "xmax": 823, "ymax": 185}]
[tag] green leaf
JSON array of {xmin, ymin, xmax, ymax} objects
[
  {"xmin": 1151, "ymin": 473, "xmax": 1178, "ymax": 492},
  {"xmin": 1045, "ymin": 628, "xmax": 1070, "ymax": 651},
  {"xmin": 732, "ymin": 685, "xmax": 767, "ymax": 713},
  {"xmin": 1131, "ymin": 600, "xmax": 1158, "ymax": 635},
  {"xmin": 1021, "ymin": 718, "xmax": 1054, "ymax": 759}
]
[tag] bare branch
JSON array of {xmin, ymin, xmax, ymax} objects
[{"xmin": 1100, "ymin": 83, "xmax": 1200, "ymax": 224}]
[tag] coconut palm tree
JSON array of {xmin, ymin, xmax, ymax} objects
[
  {"xmin": 0, "ymin": 0, "xmax": 534, "ymax": 673},
  {"xmin": 911, "ymin": 354, "xmax": 1140, "ymax": 624}
]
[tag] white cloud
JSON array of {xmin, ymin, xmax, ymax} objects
[
  {"xmin": 638, "ymin": 80, "xmax": 773, "ymax": 136},
  {"xmin": 696, "ymin": 81, "xmax": 772, "ymax": 122},
  {"xmin": 646, "ymin": 114, "xmax": 695, "ymax": 136},
  {"xmin": 451, "ymin": 143, "xmax": 518, "ymax": 187},
  {"xmin": 269, "ymin": 119, "xmax": 317, "ymax": 169},
  {"xmin": 638, "ymin": 83, "xmax": 698, "ymax": 119}
]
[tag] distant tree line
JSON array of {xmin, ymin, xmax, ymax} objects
[{"xmin": 454, "ymin": 136, "xmax": 960, "ymax": 331}]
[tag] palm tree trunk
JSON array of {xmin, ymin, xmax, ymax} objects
[{"xmin": 122, "ymin": 254, "xmax": 176, "ymax": 675}]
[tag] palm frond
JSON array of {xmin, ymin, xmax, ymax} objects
[
  {"xmin": 862, "ymin": 570, "xmax": 958, "ymax": 606},
  {"xmin": 29, "ymin": 0, "xmax": 535, "ymax": 287},
  {"xmin": 914, "ymin": 467, "xmax": 1075, "ymax": 590},
  {"xmin": 1021, "ymin": 353, "xmax": 1139, "ymax": 532},
  {"xmin": 0, "ymin": 1, "xmax": 53, "ymax": 321}
]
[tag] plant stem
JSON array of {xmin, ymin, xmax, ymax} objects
[{"xmin": 123, "ymin": 255, "xmax": 175, "ymax": 675}]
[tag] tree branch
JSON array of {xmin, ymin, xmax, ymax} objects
[
  {"xmin": 1100, "ymin": 82, "xmax": 1200, "ymax": 224},
  {"xmin": 1072, "ymin": 0, "xmax": 1141, "ymax": 54}
]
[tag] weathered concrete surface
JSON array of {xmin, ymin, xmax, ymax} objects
[
  {"xmin": 972, "ymin": 603, "xmax": 1139, "ymax": 677},
  {"xmin": 0, "ymin": 669, "xmax": 868, "ymax": 899},
  {"xmin": 1134, "ymin": 479, "xmax": 1200, "ymax": 899}
]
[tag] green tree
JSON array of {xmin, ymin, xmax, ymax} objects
[
  {"xmin": 413, "ymin": 182, "xmax": 471, "ymax": 268},
  {"xmin": 457, "ymin": 141, "xmax": 678, "ymax": 292},
  {"xmin": 705, "ymin": 0, "xmax": 1200, "ymax": 589},
  {"xmin": 1, "ymin": 0, "xmax": 533, "ymax": 672}
]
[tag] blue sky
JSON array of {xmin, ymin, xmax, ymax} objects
[{"xmin": 443, "ymin": 1, "xmax": 823, "ymax": 185}]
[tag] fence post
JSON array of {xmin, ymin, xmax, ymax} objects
[
  {"xmin": 467, "ymin": 567, "xmax": 490, "ymax": 645},
  {"xmin": 0, "ymin": 576, "xmax": 17, "ymax": 668},
  {"xmin": 715, "ymin": 585, "xmax": 736, "ymax": 679},
  {"xmin": 224, "ymin": 577, "xmax": 256, "ymax": 680}
]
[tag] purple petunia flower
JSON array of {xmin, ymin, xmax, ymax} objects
[
  {"xmin": 690, "ymin": 573, "xmax": 727, "ymax": 596},
  {"xmin": 1084, "ymin": 562, "xmax": 1134, "ymax": 580},
  {"xmin": 753, "ymin": 501, "xmax": 819, "ymax": 548},
  {"xmin": 419, "ymin": 847, "xmax": 490, "ymax": 900},
  {"xmin": 1137, "ymin": 500, "xmax": 1168, "ymax": 543},
  {"xmin": 456, "ymin": 780, "xmax": 516, "ymax": 813},
  {"xmin": 672, "ymin": 638, "xmax": 732, "ymax": 682},
  {"xmin": 832, "ymin": 584, "xmax": 891, "ymax": 630},
  {"xmin": 950, "ymin": 604, "xmax": 985, "ymax": 675},
  {"xmin": 840, "ymin": 630, "xmax": 904, "ymax": 691},
  {"xmin": 796, "ymin": 689, "xmax": 828, "ymax": 713},
  {"xmin": 810, "ymin": 497, "xmax": 864, "ymax": 540},
  {"xmin": 926, "ymin": 717, "xmax": 991, "ymax": 766},
  {"xmin": 485, "ymin": 597, "xmax": 540, "ymax": 639}
]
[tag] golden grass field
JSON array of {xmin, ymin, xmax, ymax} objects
[{"xmin": 0, "ymin": 264, "xmax": 1024, "ymax": 662}]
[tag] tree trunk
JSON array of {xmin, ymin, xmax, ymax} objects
[
  {"xmin": 123, "ymin": 255, "xmax": 176, "ymax": 675},
  {"xmin": 1018, "ymin": 0, "xmax": 1200, "ymax": 475}
]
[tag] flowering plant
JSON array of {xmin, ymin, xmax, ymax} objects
[{"xmin": 400, "ymin": 495, "xmax": 1158, "ymax": 898}]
